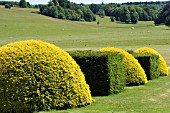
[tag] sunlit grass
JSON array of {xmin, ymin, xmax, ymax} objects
[
  {"xmin": 1, "ymin": 5, "xmax": 170, "ymax": 113},
  {"xmin": 0, "ymin": 5, "xmax": 170, "ymax": 64},
  {"xmin": 38, "ymin": 75, "xmax": 170, "ymax": 113}
]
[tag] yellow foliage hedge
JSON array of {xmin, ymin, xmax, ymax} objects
[
  {"xmin": 135, "ymin": 47, "xmax": 169, "ymax": 76},
  {"xmin": 0, "ymin": 40, "xmax": 93, "ymax": 113},
  {"xmin": 99, "ymin": 47, "xmax": 147, "ymax": 85}
]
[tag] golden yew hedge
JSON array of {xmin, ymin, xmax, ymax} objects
[
  {"xmin": 135, "ymin": 47, "xmax": 169, "ymax": 76},
  {"xmin": 0, "ymin": 40, "xmax": 93, "ymax": 113},
  {"xmin": 99, "ymin": 47, "xmax": 147, "ymax": 85}
]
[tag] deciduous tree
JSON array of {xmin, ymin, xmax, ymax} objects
[{"xmin": 19, "ymin": 0, "xmax": 28, "ymax": 8}]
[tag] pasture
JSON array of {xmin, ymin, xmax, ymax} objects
[{"xmin": 0, "ymin": 5, "xmax": 170, "ymax": 113}]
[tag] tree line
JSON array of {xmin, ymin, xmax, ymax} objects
[
  {"xmin": 0, "ymin": 1, "xmax": 18, "ymax": 8},
  {"xmin": 89, "ymin": 3, "xmax": 160, "ymax": 24},
  {"xmin": 154, "ymin": 3, "xmax": 170, "ymax": 26},
  {"xmin": 0, "ymin": 1, "xmax": 18, "ymax": 6},
  {"xmin": 0, "ymin": 0, "xmax": 37, "ymax": 8},
  {"xmin": 39, "ymin": 0, "xmax": 96, "ymax": 22},
  {"xmin": 0, "ymin": 0, "xmax": 169, "ymax": 26},
  {"xmin": 122, "ymin": 1, "xmax": 167, "ymax": 5}
]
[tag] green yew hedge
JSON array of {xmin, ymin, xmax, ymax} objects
[
  {"xmin": 99, "ymin": 47, "xmax": 148, "ymax": 86},
  {"xmin": 69, "ymin": 50, "xmax": 125, "ymax": 96},
  {"xmin": 135, "ymin": 47, "xmax": 169, "ymax": 76},
  {"xmin": 131, "ymin": 53, "xmax": 160, "ymax": 80}
]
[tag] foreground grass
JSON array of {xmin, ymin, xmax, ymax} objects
[
  {"xmin": 1, "ymin": 6, "xmax": 170, "ymax": 113},
  {"xmin": 39, "ymin": 75, "xmax": 170, "ymax": 113}
]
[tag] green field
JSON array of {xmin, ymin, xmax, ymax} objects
[
  {"xmin": 39, "ymin": 76, "xmax": 170, "ymax": 113},
  {"xmin": 1, "ymin": 6, "xmax": 170, "ymax": 113}
]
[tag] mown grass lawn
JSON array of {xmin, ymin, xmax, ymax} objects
[
  {"xmin": 0, "ymin": 6, "xmax": 170, "ymax": 64},
  {"xmin": 1, "ymin": 6, "xmax": 170, "ymax": 113},
  {"xmin": 38, "ymin": 75, "xmax": 170, "ymax": 113}
]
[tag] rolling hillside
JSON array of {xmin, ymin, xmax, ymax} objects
[{"xmin": 0, "ymin": 5, "xmax": 170, "ymax": 64}]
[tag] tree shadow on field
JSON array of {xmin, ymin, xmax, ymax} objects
[
  {"xmin": 165, "ymin": 28, "xmax": 170, "ymax": 30},
  {"xmin": 162, "ymin": 28, "xmax": 170, "ymax": 30},
  {"xmin": 31, "ymin": 11, "xmax": 39, "ymax": 14},
  {"xmin": 156, "ymin": 24, "xmax": 170, "ymax": 30}
]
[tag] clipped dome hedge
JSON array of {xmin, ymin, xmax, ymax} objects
[
  {"xmin": 99, "ymin": 47, "xmax": 147, "ymax": 85},
  {"xmin": 135, "ymin": 47, "xmax": 169, "ymax": 76},
  {"xmin": 0, "ymin": 40, "xmax": 93, "ymax": 113}
]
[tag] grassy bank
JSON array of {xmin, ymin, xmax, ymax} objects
[
  {"xmin": 39, "ymin": 75, "xmax": 170, "ymax": 113},
  {"xmin": 0, "ymin": 6, "xmax": 170, "ymax": 62}
]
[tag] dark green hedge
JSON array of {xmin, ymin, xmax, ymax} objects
[
  {"xmin": 128, "ymin": 51, "xmax": 160, "ymax": 80},
  {"xmin": 68, "ymin": 50, "xmax": 125, "ymax": 96}
]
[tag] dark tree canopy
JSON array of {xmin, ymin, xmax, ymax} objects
[
  {"xmin": 0, "ymin": 1, "xmax": 18, "ymax": 6},
  {"xmin": 52, "ymin": 0, "xmax": 59, "ymax": 6},
  {"xmin": 120, "ymin": 7, "xmax": 131, "ymax": 23},
  {"xmin": 89, "ymin": 2, "xmax": 159, "ymax": 24},
  {"xmin": 1, "ymin": 0, "xmax": 167, "ymax": 24},
  {"xmin": 5, "ymin": 4, "xmax": 11, "ymax": 8},
  {"xmin": 129, "ymin": 6, "xmax": 139, "ymax": 24},
  {"xmin": 154, "ymin": 3, "xmax": 170, "ymax": 26},
  {"xmin": 165, "ymin": 16, "xmax": 170, "ymax": 26},
  {"xmin": 19, "ymin": 0, "xmax": 27, "ymax": 8},
  {"xmin": 40, "ymin": 0, "xmax": 96, "ymax": 22}
]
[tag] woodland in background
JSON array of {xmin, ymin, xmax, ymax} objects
[{"xmin": 0, "ymin": 0, "xmax": 169, "ymax": 25}]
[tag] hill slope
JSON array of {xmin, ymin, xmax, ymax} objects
[{"xmin": 0, "ymin": 6, "xmax": 170, "ymax": 64}]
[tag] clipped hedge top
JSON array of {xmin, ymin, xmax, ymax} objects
[
  {"xmin": 68, "ymin": 50, "xmax": 120, "ymax": 58},
  {"xmin": 0, "ymin": 40, "xmax": 93, "ymax": 112},
  {"xmin": 98, "ymin": 47, "xmax": 147, "ymax": 85},
  {"xmin": 135, "ymin": 47, "xmax": 169, "ymax": 76}
]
